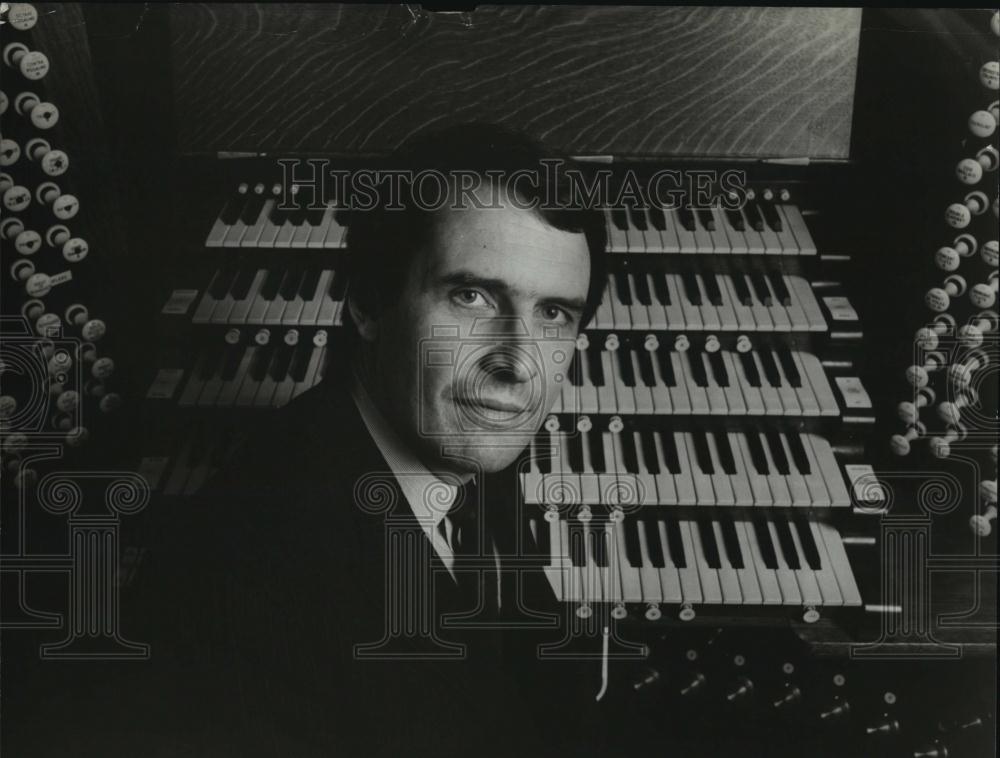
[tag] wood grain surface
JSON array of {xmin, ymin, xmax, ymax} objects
[{"xmin": 169, "ymin": 5, "xmax": 862, "ymax": 159}]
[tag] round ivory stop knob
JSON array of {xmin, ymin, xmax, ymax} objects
[
  {"xmin": 969, "ymin": 109, "xmax": 997, "ymax": 138},
  {"xmin": 956, "ymin": 158, "xmax": 983, "ymax": 185}
]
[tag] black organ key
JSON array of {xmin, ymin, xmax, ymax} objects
[
  {"xmin": 764, "ymin": 431, "xmax": 791, "ymax": 475},
  {"xmin": 758, "ymin": 349, "xmax": 783, "ymax": 387},
  {"xmin": 329, "ymin": 270, "xmax": 349, "ymax": 300},
  {"xmin": 586, "ymin": 347, "xmax": 606, "ymax": 386},
  {"xmin": 651, "ymin": 274, "xmax": 672, "ymax": 305},
  {"xmin": 614, "ymin": 273, "xmax": 633, "ymax": 305},
  {"xmin": 644, "ymin": 519, "xmax": 666, "ymax": 568},
  {"xmin": 240, "ymin": 188, "xmax": 266, "ymax": 225},
  {"xmin": 739, "ymin": 351, "xmax": 762, "ymax": 386},
  {"xmin": 792, "ymin": 513, "xmax": 823, "ymax": 571},
  {"xmin": 680, "ymin": 272, "xmax": 702, "ymax": 305},
  {"xmin": 610, "ymin": 208, "xmax": 630, "ymax": 235},
  {"xmin": 749, "ymin": 272, "xmax": 773, "ymax": 306},
  {"xmin": 269, "ymin": 343, "xmax": 295, "ymax": 380},
  {"xmin": 697, "ymin": 520, "xmax": 722, "ymax": 569},
  {"xmin": 659, "ymin": 432, "xmax": 681, "ymax": 472},
  {"xmin": 247, "ymin": 344, "xmax": 272, "ymax": 382},
  {"xmin": 268, "ymin": 193, "xmax": 290, "ymax": 225},
  {"xmin": 677, "ymin": 203, "xmax": 696, "ymax": 231},
  {"xmin": 639, "ymin": 431, "xmax": 661, "ymax": 474},
  {"xmin": 647, "ymin": 204, "xmax": 667, "ymax": 231},
  {"xmin": 628, "ymin": 205, "xmax": 649, "ymax": 231},
  {"xmin": 718, "ymin": 513, "xmax": 745, "ymax": 569},
  {"xmin": 210, "ymin": 266, "xmax": 237, "ymax": 299},
  {"xmin": 760, "ymin": 199, "xmax": 783, "ymax": 231},
  {"xmin": 230, "ymin": 266, "xmax": 256, "ymax": 300},
  {"xmin": 532, "ymin": 514, "xmax": 551, "ymax": 559},
  {"xmin": 688, "ymin": 349, "xmax": 709, "ymax": 387},
  {"xmin": 744, "ymin": 430, "xmax": 769, "ymax": 474},
  {"xmin": 568, "ymin": 352, "xmax": 583, "ymax": 387},
  {"xmin": 636, "ymin": 350, "xmax": 657, "ymax": 388},
  {"xmin": 714, "ymin": 432, "xmax": 738, "ymax": 475},
  {"xmin": 588, "ymin": 431, "xmax": 607, "ymax": 472},
  {"xmin": 219, "ymin": 345, "xmax": 245, "ymax": 381},
  {"xmin": 535, "ymin": 435, "xmax": 552, "ymax": 474},
  {"xmin": 691, "ymin": 432, "xmax": 715, "ymax": 474},
  {"xmin": 259, "ymin": 269, "xmax": 284, "ymax": 301},
  {"xmin": 702, "ymin": 274, "xmax": 724, "ymax": 306},
  {"xmin": 199, "ymin": 346, "xmax": 225, "ymax": 380},
  {"xmin": 219, "ymin": 185, "xmax": 248, "ymax": 225},
  {"xmin": 617, "ymin": 349, "xmax": 637, "ymax": 387},
  {"xmin": 724, "ymin": 208, "xmax": 746, "ymax": 232},
  {"xmin": 287, "ymin": 343, "xmax": 312, "ymax": 383},
  {"xmin": 633, "ymin": 273, "xmax": 653, "ymax": 306},
  {"xmin": 732, "ymin": 273, "xmax": 754, "ymax": 306},
  {"xmin": 768, "ymin": 273, "xmax": 793, "ymax": 306},
  {"xmin": 298, "ymin": 267, "xmax": 322, "ymax": 301},
  {"xmin": 663, "ymin": 516, "xmax": 687, "ymax": 568},
  {"xmin": 568, "ymin": 522, "xmax": 587, "ymax": 567},
  {"xmin": 787, "ymin": 433, "xmax": 812, "ymax": 474},
  {"xmin": 567, "ymin": 433, "xmax": 585, "ymax": 472},
  {"xmin": 623, "ymin": 516, "xmax": 643, "ymax": 567},
  {"xmin": 280, "ymin": 268, "xmax": 304, "ymax": 301},
  {"xmin": 776, "ymin": 347, "xmax": 802, "ymax": 387},
  {"xmin": 591, "ymin": 527, "xmax": 609, "ymax": 568},
  {"xmin": 752, "ymin": 517, "xmax": 779, "ymax": 569},
  {"xmin": 620, "ymin": 431, "xmax": 640, "ymax": 473},
  {"xmin": 773, "ymin": 516, "xmax": 801, "ymax": 569},
  {"xmin": 695, "ymin": 208, "xmax": 715, "ymax": 231},
  {"xmin": 708, "ymin": 351, "xmax": 730, "ymax": 387},
  {"xmin": 744, "ymin": 197, "xmax": 766, "ymax": 231}
]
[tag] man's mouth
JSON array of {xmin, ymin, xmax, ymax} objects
[{"xmin": 454, "ymin": 396, "xmax": 529, "ymax": 415}]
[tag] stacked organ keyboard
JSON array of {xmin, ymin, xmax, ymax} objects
[{"xmin": 148, "ymin": 169, "xmax": 884, "ymax": 629}]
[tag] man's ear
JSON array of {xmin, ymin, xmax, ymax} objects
[{"xmin": 346, "ymin": 288, "xmax": 379, "ymax": 343}]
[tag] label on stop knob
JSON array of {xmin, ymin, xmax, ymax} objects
[
  {"xmin": 835, "ymin": 376, "xmax": 872, "ymax": 409},
  {"xmin": 8, "ymin": 4, "xmax": 39, "ymax": 31},
  {"xmin": 822, "ymin": 296, "xmax": 858, "ymax": 322},
  {"xmin": 19, "ymin": 50, "xmax": 49, "ymax": 80}
]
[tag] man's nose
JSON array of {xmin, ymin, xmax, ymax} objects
[{"xmin": 478, "ymin": 344, "xmax": 537, "ymax": 384}]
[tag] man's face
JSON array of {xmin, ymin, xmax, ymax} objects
[{"xmin": 363, "ymin": 197, "xmax": 590, "ymax": 474}]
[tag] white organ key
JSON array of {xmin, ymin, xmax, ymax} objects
[
  {"xmin": 683, "ymin": 520, "xmax": 723, "ymax": 603},
  {"xmin": 773, "ymin": 205, "xmax": 804, "ymax": 255},
  {"xmin": 607, "ymin": 278, "xmax": 632, "ymax": 329},
  {"xmin": 751, "ymin": 352, "xmax": 784, "ymax": 415},
  {"xmin": 600, "ymin": 433, "xmax": 622, "ymax": 506},
  {"xmin": 712, "ymin": 520, "xmax": 743, "ymax": 603},
  {"xmin": 591, "ymin": 291, "xmax": 614, "ymax": 329},
  {"xmin": 601, "ymin": 524, "xmax": 623, "ymax": 605},
  {"xmin": 706, "ymin": 207, "xmax": 734, "ymax": 253},
  {"xmin": 222, "ymin": 209, "xmax": 250, "ymax": 247},
  {"xmin": 306, "ymin": 205, "xmax": 335, "ymax": 248},
  {"xmin": 579, "ymin": 431, "xmax": 601, "ymax": 504},
  {"xmin": 789, "ymin": 276, "xmax": 825, "ymax": 331},
  {"xmin": 765, "ymin": 519, "xmax": 802, "ymax": 604},
  {"xmin": 798, "ymin": 352, "xmax": 839, "ymax": 416},
  {"xmin": 763, "ymin": 352, "xmax": 800, "ymax": 415},
  {"xmin": 627, "ymin": 431, "xmax": 657, "ymax": 507},
  {"xmin": 718, "ymin": 352, "xmax": 748, "ymax": 414},
  {"xmin": 780, "ymin": 205, "xmax": 817, "ymax": 255},
  {"xmin": 644, "ymin": 274, "xmax": 669, "ymax": 329},
  {"xmin": 756, "ymin": 214, "xmax": 783, "ymax": 255},
  {"xmin": 292, "ymin": 345, "xmax": 325, "ymax": 398},
  {"xmin": 794, "ymin": 519, "xmax": 842, "ymax": 605},
  {"xmin": 281, "ymin": 271, "xmax": 307, "ymax": 325},
  {"xmin": 668, "ymin": 207, "xmax": 698, "ymax": 253},
  {"xmin": 654, "ymin": 519, "xmax": 685, "ymax": 603},
  {"xmin": 298, "ymin": 269, "xmax": 328, "ymax": 326},
  {"xmin": 605, "ymin": 209, "xmax": 628, "ymax": 252},
  {"xmin": 576, "ymin": 351, "xmax": 600, "ymax": 413},
  {"xmin": 564, "ymin": 520, "xmax": 584, "ymax": 603},
  {"xmin": 262, "ymin": 270, "xmax": 291, "ymax": 325},
  {"xmin": 785, "ymin": 351, "xmax": 820, "ymax": 416},
  {"xmin": 317, "ymin": 272, "xmax": 339, "ymax": 326},
  {"xmin": 731, "ymin": 355, "xmax": 765, "ymax": 415},
  {"xmin": 795, "ymin": 433, "xmax": 832, "ymax": 506},
  {"xmin": 289, "ymin": 212, "xmax": 312, "ymax": 248},
  {"xmin": 558, "ymin": 433, "xmax": 582, "ymax": 506},
  {"xmin": 230, "ymin": 269, "xmax": 267, "ymax": 324},
  {"xmin": 777, "ymin": 275, "xmax": 807, "ymax": 330},
  {"xmin": 815, "ymin": 523, "xmax": 862, "ymax": 606},
  {"xmin": 177, "ymin": 352, "xmax": 209, "ymax": 407},
  {"xmin": 806, "ymin": 435, "xmax": 850, "ymax": 507},
  {"xmin": 680, "ymin": 432, "xmax": 714, "ymax": 505},
  {"xmin": 522, "ymin": 438, "xmax": 543, "ymax": 504},
  {"xmin": 741, "ymin": 520, "xmax": 782, "ymax": 604},
  {"xmin": 724, "ymin": 519, "xmax": 762, "ymax": 603},
  {"xmin": 580, "ymin": 520, "xmax": 602, "ymax": 605},
  {"xmin": 192, "ymin": 269, "xmax": 225, "ymax": 324},
  {"xmin": 694, "ymin": 276, "xmax": 721, "ymax": 330},
  {"xmin": 656, "ymin": 207, "xmax": 681, "ymax": 253},
  {"xmin": 740, "ymin": 209, "xmax": 766, "ymax": 254},
  {"xmin": 543, "ymin": 519, "xmax": 565, "ymax": 600},
  {"xmin": 764, "ymin": 279, "xmax": 792, "ymax": 331},
  {"xmin": 214, "ymin": 346, "xmax": 254, "ymax": 407}
]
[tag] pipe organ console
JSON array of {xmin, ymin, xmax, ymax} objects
[{"xmin": 2, "ymin": 4, "xmax": 997, "ymax": 757}]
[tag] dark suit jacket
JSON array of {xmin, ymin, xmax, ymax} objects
[{"xmin": 15, "ymin": 375, "xmax": 605, "ymax": 757}]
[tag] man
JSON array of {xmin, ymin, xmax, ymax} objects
[{"xmin": 8, "ymin": 124, "xmax": 610, "ymax": 757}]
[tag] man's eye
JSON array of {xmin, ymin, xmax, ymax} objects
[
  {"xmin": 454, "ymin": 289, "xmax": 487, "ymax": 307},
  {"xmin": 541, "ymin": 305, "xmax": 569, "ymax": 323}
]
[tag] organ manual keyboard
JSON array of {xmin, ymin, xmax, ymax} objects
[{"xmin": 8, "ymin": 5, "xmax": 992, "ymax": 757}]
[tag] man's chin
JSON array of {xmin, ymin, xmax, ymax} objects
[{"xmin": 421, "ymin": 431, "xmax": 534, "ymax": 474}]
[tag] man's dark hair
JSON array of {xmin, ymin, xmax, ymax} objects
[{"xmin": 340, "ymin": 123, "xmax": 607, "ymax": 339}]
